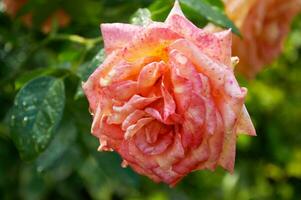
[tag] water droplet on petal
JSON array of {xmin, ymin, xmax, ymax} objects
[{"xmin": 121, "ymin": 160, "xmax": 128, "ymax": 168}]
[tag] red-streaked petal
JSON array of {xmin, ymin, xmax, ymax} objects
[
  {"xmin": 138, "ymin": 61, "xmax": 167, "ymax": 95},
  {"xmin": 121, "ymin": 110, "xmax": 147, "ymax": 131},
  {"xmin": 161, "ymin": 83, "xmax": 176, "ymax": 120},
  {"xmin": 108, "ymin": 95, "xmax": 160, "ymax": 124},
  {"xmin": 154, "ymin": 132, "xmax": 185, "ymax": 170},
  {"xmin": 167, "ymin": 14, "xmax": 232, "ymax": 66},
  {"xmin": 124, "ymin": 117, "xmax": 154, "ymax": 139},
  {"xmin": 101, "ymin": 23, "xmax": 143, "ymax": 54},
  {"xmin": 197, "ymin": 112, "xmax": 224, "ymax": 171},
  {"xmin": 172, "ymin": 137, "xmax": 210, "ymax": 175},
  {"xmin": 213, "ymin": 29, "xmax": 232, "ymax": 66},
  {"xmin": 169, "ymin": 49, "xmax": 203, "ymax": 92},
  {"xmin": 170, "ymin": 65, "xmax": 193, "ymax": 114},
  {"xmin": 165, "ymin": 0, "xmax": 185, "ymax": 23},
  {"xmin": 135, "ymin": 130, "xmax": 173, "ymax": 155},
  {"xmin": 152, "ymin": 167, "xmax": 181, "ymax": 186},
  {"xmin": 181, "ymin": 93, "xmax": 206, "ymax": 149},
  {"xmin": 106, "ymin": 80, "xmax": 138, "ymax": 101}
]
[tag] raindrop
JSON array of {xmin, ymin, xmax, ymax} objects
[
  {"xmin": 23, "ymin": 117, "xmax": 28, "ymax": 126},
  {"xmin": 37, "ymin": 166, "xmax": 44, "ymax": 173},
  {"xmin": 121, "ymin": 160, "xmax": 128, "ymax": 168},
  {"xmin": 10, "ymin": 115, "xmax": 16, "ymax": 126}
]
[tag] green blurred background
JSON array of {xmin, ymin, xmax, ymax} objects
[{"xmin": 0, "ymin": 0, "xmax": 301, "ymax": 199}]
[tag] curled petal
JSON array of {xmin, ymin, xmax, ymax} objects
[
  {"xmin": 135, "ymin": 129, "xmax": 173, "ymax": 155},
  {"xmin": 122, "ymin": 110, "xmax": 147, "ymax": 131},
  {"xmin": 161, "ymin": 84, "xmax": 176, "ymax": 120},
  {"xmin": 170, "ymin": 65, "xmax": 193, "ymax": 113},
  {"xmin": 108, "ymin": 95, "xmax": 160, "ymax": 124},
  {"xmin": 138, "ymin": 61, "xmax": 167, "ymax": 95},
  {"xmin": 124, "ymin": 117, "xmax": 154, "ymax": 139}
]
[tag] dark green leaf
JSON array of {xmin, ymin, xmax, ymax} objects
[
  {"xmin": 149, "ymin": 0, "xmax": 173, "ymax": 21},
  {"xmin": 92, "ymin": 152, "xmax": 140, "ymax": 187},
  {"xmin": 75, "ymin": 48, "xmax": 105, "ymax": 99},
  {"xmin": 36, "ymin": 119, "xmax": 76, "ymax": 172},
  {"xmin": 180, "ymin": 0, "xmax": 240, "ymax": 35},
  {"xmin": 15, "ymin": 68, "xmax": 71, "ymax": 90},
  {"xmin": 130, "ymin": 8, "xmax": 152, "ymax": 26},
  {"xmin": 77, "ymin": 48, "xmax": 105, "ymax": 82},
  {"xmin": 10, "ymin": 76, "xmax": 65, "ymax": 160}
]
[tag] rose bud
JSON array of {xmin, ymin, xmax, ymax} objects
[
  {"xmin": 223, "ymin": 0, "xmax": 301, "ymax": 78},
  {"xmin": 83, "ymin": 1, "xmax": 256, "ymax": 186},
  {"xmin": 3, "ymin": 0, "xmax": 70, "ymax": 33}
]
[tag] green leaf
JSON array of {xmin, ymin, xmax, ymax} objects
[
  {"xmin": 180, "ymin": 0, "xmax": 240, "ymax": 36},
  {"xmin": 15, "ymin": 68, "xmax": 71, "ymax": 90},
  {"xmin": 92, "ymin": 152, "xmax": 140, "ymax": 187},
  {"xmin": 149, "ymin": 0, "xmax": 173, "ymax": 21},
  {"xmin": 75, "ymin": 48, "xmax": 105, "ymax": 99},
  {"xmin": 130, "ymin": 8, "xmax": 152, "ymax": 26},
  {"xmin": 10, "ymin": 76, "xmax": 65, "ymax": 160},
  {"xmin": 203, "ymin": 0, "xmax": 224, "ymax": 10},
  {"xmin": 36, "ymin": 118, "xmax": 76, "ymax": 172},
  {"xmin": 77, "ymin": 48, "xmax": 105, "ymax": 82}
]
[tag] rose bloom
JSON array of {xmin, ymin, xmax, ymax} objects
[
  {"xmin": 3, "ymin": 0, "xmax": 70, "ymax": 33},
  {"xmin": 223, "ymin": 0, "xmax": 301, "ymax": 78},
  {"xmin": 83, "ymin": 1, "xmax": 256, "ymax": 186}
]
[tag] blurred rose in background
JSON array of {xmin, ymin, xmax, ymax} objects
[
  {"xmin": 3, "ymin": 0, "xmax": 70, "ymax": 33},
  {"xmin": 224, "ymin": 0, "xmax": 301, "ymax": 78}
]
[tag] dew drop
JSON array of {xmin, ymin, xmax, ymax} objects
[
  {"xmin": 121, "ymin": 160, "xmax": 128, "ymax": 168},
  {"xmin": 37, "ymin": 166, "xmax": 44, "ymax": 173},
  {"xmin": 23, "ymin": 117, "xmax": 28, "ymax": 126},
  {"xmin": 10, "ymin": 115, "xmax": 16, "ymax": 126}
]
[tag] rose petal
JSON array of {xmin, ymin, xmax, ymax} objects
[
  {"xmin": 167, "ymin": 13, "xmax": 232, "ymax": 66},
  {"xmin": 235, "ymin": 105, "xmax": 256, "ymax": 136},
  {"xmin": 124, "ymin": 117, "xmax": 154, "ymax": 139},
  {"xmin": 165, "ymin": 0, "xmax": 185, "ymax": 23},
  {"xmin": 160, "ymin": 83, "xmax": 176, "ymax": 120},
  {"xmin": 135, "ymin": 129, "xmax": 173, "ymax": 155},
  {"xmin": 138, "ymin": 61, "xmax": 167, "ymax": 95},
  {"xmin": 108, "ymin": 80, "xmax": 138, "ymax": 101},
  {"xmin": 121, "ymin": 110, "xmax": 147, "ymax": 131},
  {"xmin": 101, "ymin": 23, "xmax": 143, "ymax": 54}
]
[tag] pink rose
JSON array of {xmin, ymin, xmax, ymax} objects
[
  {"xmin": 83, "ymin": 1, "xmax": 256, "ymax": 186},
  {"xmin": 224, "ymin": 0, "xmax": 301, "ymax": 78}
]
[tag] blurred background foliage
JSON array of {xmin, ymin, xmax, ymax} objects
[{"xmin": 0, "ymin": 0, "xmax": 301, "ymax": 200}]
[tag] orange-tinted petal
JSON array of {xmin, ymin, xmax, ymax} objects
[{"xmin": 138, "ymin": 61, "xmax": 167, "ymax": 95}]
